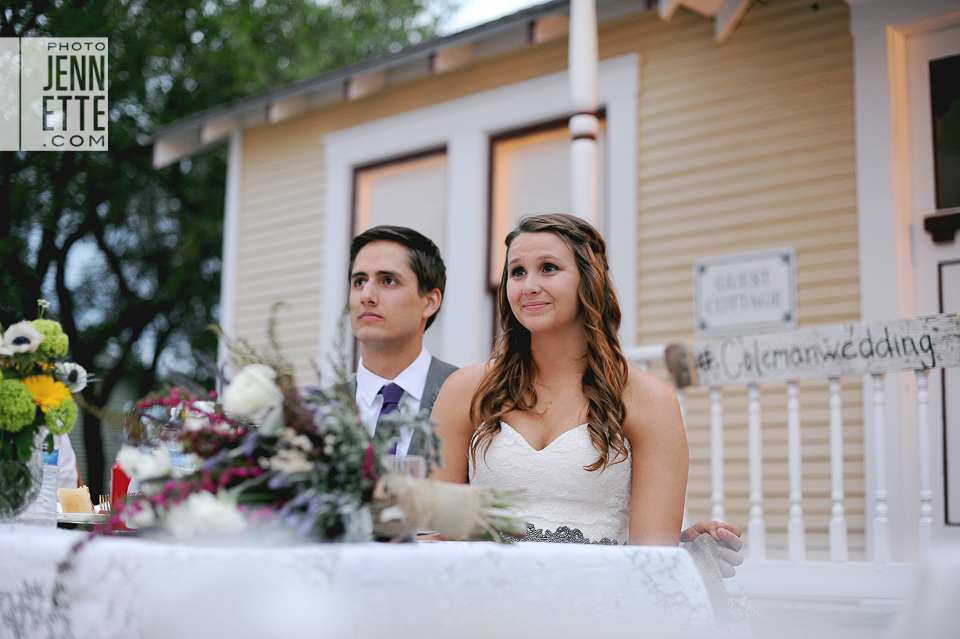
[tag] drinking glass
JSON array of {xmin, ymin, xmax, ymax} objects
[{"xmin": 384, "ymin": 454, "xmax": 425, "ymax": 479}]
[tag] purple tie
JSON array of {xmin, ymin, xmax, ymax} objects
[{"xmin": 378, "ymin": 383, "xmax": 404, "ymax": 454}]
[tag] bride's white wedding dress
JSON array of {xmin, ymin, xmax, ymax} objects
[{"xmin": 469, "ymin": 423, "xmax": 631, "ymax": 545}]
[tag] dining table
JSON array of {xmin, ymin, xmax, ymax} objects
[{"xmin": 0, "ymin": 523, "xmax": 719, "ymax": 639}]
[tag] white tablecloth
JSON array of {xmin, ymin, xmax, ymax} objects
[{"xmin": 0, "ymin": 524, "xmax": 717, "ymax": 639}]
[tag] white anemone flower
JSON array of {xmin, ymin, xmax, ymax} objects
[
  {"xmin": 55, "ymin": 362, "xmax": 88, "ymax": 392},
  {"xmin": 3, "ymin": 321, "xmax": 45, "ymax": 353}
]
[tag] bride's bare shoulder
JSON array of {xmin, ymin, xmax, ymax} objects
[
  {"xmin": 432, "ymin": 362, "xmax": 493, "ymax": 441},
  {"xmin": 624, "ymin": 363, "xmax": 678, "ymax": 400},
  {"xmin": 440, "ymin": 362, "xmax": 490, "ymax": 394},
  {"xmin": 434, "ymin": 362, "xmax": 493, "ymax": 412},
  {"xmin": 622, "ymin": 364, "xmax": 682, "ymax": 435}
]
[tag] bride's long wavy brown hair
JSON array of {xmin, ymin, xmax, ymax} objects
[{"xmin": 470, "ymin": 214, "xmax": 630, "ymax": 472}]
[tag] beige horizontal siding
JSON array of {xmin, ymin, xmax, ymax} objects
[
  {"xmin": 635, "ymin": 0, "xmax": 862, "ymax": 559},
  {"xmin": 234, "ymin": 117, "xmax": 325, "ymax": 385}
]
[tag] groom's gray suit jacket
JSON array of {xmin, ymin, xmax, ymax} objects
[{"xmin": 348, "ymin": 357, "xmax": 458, "ymax": 456}]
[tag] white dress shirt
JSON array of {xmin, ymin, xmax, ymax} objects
[
  {"xmin": 55, "ymin": 433, "xmax": 79, "ymax": 488},
  {"xmin": 355, "ymin": 346, "xmax": 432, "ymax": 457}
]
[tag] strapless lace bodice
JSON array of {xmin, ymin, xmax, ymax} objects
[{"xmin": 469, "ymin": 423, "xmax": 631, "ymax": 545}]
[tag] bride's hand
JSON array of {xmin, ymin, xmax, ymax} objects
[{"xmin": 680, "ymin": 521, "xmax": 743, "ymax": 578}]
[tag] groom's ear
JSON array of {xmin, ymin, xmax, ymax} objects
[{"xmin": 421, "ymin": 288, "xmax": 442, "ymax": 321}]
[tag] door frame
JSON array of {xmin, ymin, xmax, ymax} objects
[{"xmin": 896, "ymin": 16, "xmax": 960, "ymax": 545}]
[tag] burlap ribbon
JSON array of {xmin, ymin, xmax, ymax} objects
[{"xmin": 372, "ymin": 474, "xmax": 507, "ymax": 541}]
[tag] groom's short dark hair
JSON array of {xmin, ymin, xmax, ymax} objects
[{"xmin": 349, "ymin": 226, "xmax": 446, "ymax": 330}]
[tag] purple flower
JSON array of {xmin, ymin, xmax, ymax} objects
[
  {"xmin": 268, "ymin": 473, "xmax": 294, "ymax": 490},
  {"xmin": 203, "ymin": 450, "xmax": 231, "ymax": 470},
  {"xmin": 238, "ymin": 432, "xmax": 261, "ymax": 456}
]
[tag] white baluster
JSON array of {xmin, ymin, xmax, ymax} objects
[
  {"xmin": 916, "ymin": 369, "xmax": 932, "ymax": 561},
  {"xmin": 872, "ymin": 373, "xmax": 888, "ymax": 563},
  {"xmin": 787, "ymin": 381, "xmax": 805, "ymax": 562},
  {"xmin": 676, "ymin": 388, "xmax": 689, "ymax": 530},
  {"xmin": 747, "ymin": 384, "xmax": 766, "ymax": 560},
  {"xmin": 828, "ymin": 377, "xmax": 848, "ymax": 562},
  {"xmin": 710, "ymin": 387, "xmax": 726, "ymax": 523}
]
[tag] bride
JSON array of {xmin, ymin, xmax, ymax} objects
[{"xmin": 431, "ymin": 215, "xmax": 741, "ymax": 564}]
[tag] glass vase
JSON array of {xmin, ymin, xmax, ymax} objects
[{"xmin": 0, "ymin": 441, "xmax": 44, "ymax": 522}]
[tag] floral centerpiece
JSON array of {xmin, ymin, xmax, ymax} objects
[
  {"xmin": 111, "ymin": 330, "xmax": 518, "ymax": 543},
  {"xmin": 0, "ymin": 300, "xmax": 86, "ymax": 519}
]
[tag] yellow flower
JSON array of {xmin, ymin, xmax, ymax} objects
[{"xmin": 21, "ymin": 375, "xmax": 72, "ymax": 412}]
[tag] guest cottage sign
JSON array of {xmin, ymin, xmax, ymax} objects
[
  {"xmin": 694, "ymin": 247, "xmax": 797, "ymax": 336},
  {"xmin": 690, "ymin": 314, "xmax": 960, "ymax": 386}
]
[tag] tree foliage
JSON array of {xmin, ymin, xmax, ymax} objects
[{"xmin": 0, "ymin": 0, "xmax": 450, "ymax": 494}]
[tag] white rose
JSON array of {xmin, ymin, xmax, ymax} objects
[
  {"xmin": 222, "ymin": 364, "xmax": 283, "ymax": 424},
  {"xmin": 165, "ymin": 491, "xmax": 247, "ymax": 539},
  {"xmin": 127, "ymin": 506, "xmax": 157, "ymax": 529},
  {"xmin": 183, "ymin": 415, "xmax": 209, "ymax": 431},
  {"xmin": 117, "ymin": 446, "xmax": 172, "ymax": 481}
]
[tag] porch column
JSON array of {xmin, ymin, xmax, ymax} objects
[
  {"xmin": 219, "ymin": 128, "xmax": 243, "ymax": 386},
  {"xmin": 568, "ymin": 0, "xmax": 599, "ymax": 225}
]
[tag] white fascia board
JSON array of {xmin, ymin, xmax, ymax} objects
[
  {"xmin": 715, "ymin": 0, "xmax": 751, "ymax": 43},
  {"xmin": 152, "ymin": 130, "xmax": 201, "ymax": 169},
  {"xmin": 200, "ymin": 116, "xmax": 239, "ymax": 145}
]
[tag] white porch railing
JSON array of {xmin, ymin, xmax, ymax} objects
[{"xmin": 624, "ymin": 314, "xmax": 960, "ymax": 598}]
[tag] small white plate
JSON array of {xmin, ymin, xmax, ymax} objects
[{"xmin": 57, "ymin": 512, "xmax": 109, "ymax": 524}]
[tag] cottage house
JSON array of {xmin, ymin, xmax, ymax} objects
[{"xmin": 152, "ymin": 0, "xmax": 960, "ymax": 597}]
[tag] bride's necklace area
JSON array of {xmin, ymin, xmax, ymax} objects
[{"xmin": 506, "ymin": 383, "xmax": 589, "ymax": 451}]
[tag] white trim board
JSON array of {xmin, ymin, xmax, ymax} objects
[{"xmin": 319, "ymin": 53, "xmax": 640, "ymax": 373}]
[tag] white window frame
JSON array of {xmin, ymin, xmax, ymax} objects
[{"xmin": 320, "ymin": 53, "xmax": 639, "ymax": 371}]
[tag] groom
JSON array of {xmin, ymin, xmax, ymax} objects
[
  {"xmin": 347, "ymin": 225, "xmax": 457, "ymax": 457},
  {"xmin": 346, "ymin": 225, "xmax": 743, "ymax": 575}
]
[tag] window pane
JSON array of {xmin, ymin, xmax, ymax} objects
[
  {"xmin": 353, "ymin": 151, "xmax": 447, "ymax": 356},
  {"xmin": 355, "ymin": 151, "xmax": 447, "ymax": 245},
  {"xmin": 489, "ymin": 122, "xmax": 605, "ymax": 286},
  {"xmin": 930, "ymin": 54, "xmax": 960, "ymax": 210}
]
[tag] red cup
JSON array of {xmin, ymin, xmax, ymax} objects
[{"xmin": 111, "ymin": 460, "xmax": 130, "ymax": 507}]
